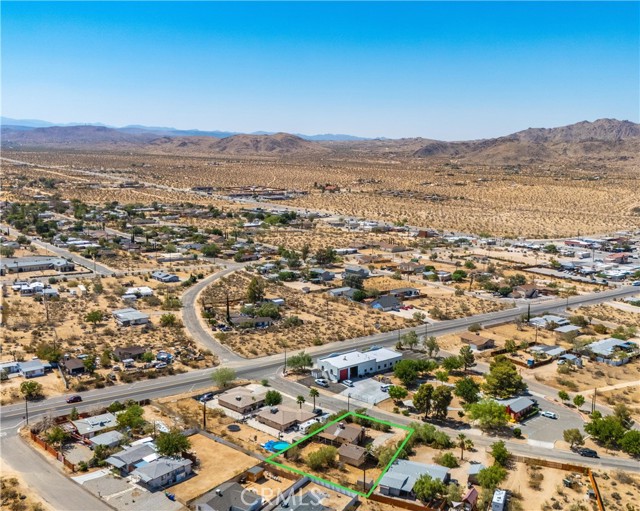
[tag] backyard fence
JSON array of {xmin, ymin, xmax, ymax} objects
[{"xmin": 30, "ymin": 431, "xmax": 77, "ymax": 472}]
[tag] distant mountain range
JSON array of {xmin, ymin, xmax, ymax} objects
[
  {"xmin": 0, "ymin": 117, "xmax": 370, "ymax": 141},
  {"xmin": 1, "ymin": 117, "xmax": 638, "ymax": 164}
]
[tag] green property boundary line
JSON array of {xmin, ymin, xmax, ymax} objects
[{"xmin": 264, "ymin": 411, "xmax": 414, "ymax": 498}]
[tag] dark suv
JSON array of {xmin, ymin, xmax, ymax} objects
[
  {"xmin": 66, "ymin": 395, "xmax": 82, "ymax": 404},
  {"xmin": 578, "ymin": 448, "xmax": 598, "ymax": 458}
]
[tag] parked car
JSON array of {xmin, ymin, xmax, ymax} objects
[
  {"xmin": 66, "ymin": 395, "xmax": 82, "ymax": 403},
  {"xmin": 112, "ymin": 365, "xmax": 122, "ymax": 372},
  {"xmin": 155, "ymin": 362, "xmax": 168, "ymax": 370},
  {"xmin": 199, "ymin": 393, "xmax": 214, "ymax": 403},
  {"xmin": 312, "ymin": 408, "xmax": 323, "ymax": 416},
  {"xmin": 578, "ymin": 448, "xmax": 598, "ymax": 458},
  {"xmin": 541, "ymin": 411, "xmax": 558, "ymax": 419},
  {"xmin": 342, "ymin": 380, "xmax": 354, "ymax": 387},
  {"xmin": 314, "ymin": 378, "xmax": 329, "ymax": 388},
  {"xmin": 380, "ymin": 384, "xmax": 391, "ymax": 392}
]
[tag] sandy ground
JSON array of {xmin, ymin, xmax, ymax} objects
[
  {"xmin": 1, "ymin": 472, "xmax": 52, "ymax": 511},
  {"xmin": 171, "ymin": 433, "xmax": 258, "ymax": 503}
]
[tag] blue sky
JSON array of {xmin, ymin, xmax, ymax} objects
[{"xmin": 2, "ymin": 2, "xmax": 638, "ymax": 140}]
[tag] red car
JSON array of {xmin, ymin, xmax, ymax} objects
[{"xmin": 66, "ymin": 395, "xmax": 82, "ymax": 403}]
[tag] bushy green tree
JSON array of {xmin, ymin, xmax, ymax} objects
[
  {"xmin": 482, "ymin": 356, "xmax": 527, "ymax": 398},
  {"xmin": 467, "ymin": 399, "xmax": 509, "ymax": 431},
  {"xmin": 156, "ymin": 429, "xmax": 191, "ymax": 456}
]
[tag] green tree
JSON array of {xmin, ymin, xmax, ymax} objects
[
  {"xmin": 477, "ymin": 464, "xmax": 507, "ymax": 490},
  {"xmin": 20, "ymin": 380, "xmax": 43, "ymax": 400},
  {"xmin": 246, "ymin": 276, "xmax": 265, "ymax": 303},
  {"xmin": 423, "ymin": 336, "xmax": 440, "ymax": 358},
  {"xmin": 287, "ymin": 351, "xmax": 313, "ymax": 372},
  {"xmin": 296, "ymin": 395, "xmax": 306, "ymax": 409},
  {"xmin": 558, "ymin": 390, "xmax": 570, "ymax": 403},
  {"xmin": 434, "ymin": 451, "xmax": 459, "ymax": 468},
  {"xmin": 563, "ymin": 428, "xmax": 584, "ymax": 448},
  {"xmin": 490, "ymin": 441, "xmax": 510, "ymax": 467},
  {"xmin": 83, "ymin": 356, "xmax": 96, "ymax": 374},
  {"xmin": 442, "ymin": 356, "xmax": 463, "ymax": 372},
  {"xmin": 413, "ymin": 384, "xmax": 434, "ymax": 419},
  {"xmin": 573, "ymin": 395, "xmax": 585, "ymax": 408},
  {"xmin": 156, "ymin": 429, "xmax": 191, "ymax": 456},
  {"xmin": 212, "ymin": 367, "xmax": 236, "ymax": 388},
  {"xmin": 414, "ymin": 474, "xmax": 446, "ymax": 503},
  {"xmin": 457, "ymin": 433, "xmax": 474, "ymax": 460},
  {"xmin": 46, "ymin": 426, "xmax": 68, "ymax": 449},
  {"xmin": 585, "ymin": 415, "xmax": 627, "ymax": 448},
  {"xmin": 116, "ymin": 404, "xmax": 145, "ymax": 430},
  {"xmin": 620, "ymin": 430, "xmax": 640, "ymax": 456},
  {"xmin": 343, "ymin": 274, "xmax": 364, "ymax": 290},
  {"xmin": 504, "ymin": 339, "xmax": 517, "ymax": 354},
  {"xmin": 314, "ymin": 247, "xmax": 337, "ymax": 266},
  {"xmin": 201, "ymin": 244, "xmax": 221, "ymax": 257},
  {"xmin": 307, "ymin": 446, "xmax": 337, "ymax": 470},
  {"xmin": 309, "ymin": 388, "xmax": 319, "ymax": 409},
  {"xmin": 388, "ymin": 385, "xmax": 409, "ymax": 404},
  {"xmin": 394, "ymin": 359, "xmax": 418, "ymax": 387},
  {"xmin": 265, "ymin": 390, "xmax": 283, "ymax": 406},
  {"xmin": 36, "ymin": 342, "xmax": 62, "ymax": 363},
  {"xmin": 84, "ymin": 309, "xmax": 103, "ymax": 328},
  {"xmin": 454, "ymin": 377, "xmax": 480, "ymax": 405},
  {"xmin": 467, "ymin": 399, "xmax": 509, "ymax": 431},
  {"xmin": 482, "ymin": 356, "xmax": 527, "ymax": 398},
  {"xmin": 160, "ymin": 313, "xmax": 177, "ymax": 327},
  {"xmin": 400, "ymin": 331, "xmax": 420, "ymax": 350},
  {"xmin": 459, "ymin": 345, "xmax": 476, "ymax": 372},
  {"xmin": 432, "ymin": 386, "xmax": 453, "ymax": 419},
  {"xmin": 435, "ymin": 370, "xmax": 449, "ymax": 384}
]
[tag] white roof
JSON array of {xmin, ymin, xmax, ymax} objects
[{"xmin": 319, "ymin": 348, "xmax": 400, "ymax": 369}]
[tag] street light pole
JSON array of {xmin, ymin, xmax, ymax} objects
[
  {"xmin": 24, "ymin": 397, "xmax": 29, "ymax": 425},
  {"xmin": 347, "ymin": 393, "xmax": 352, "ymax": 412}
]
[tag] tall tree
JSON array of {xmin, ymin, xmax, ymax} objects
[
  {"xmin": 413, "ymin": 384, "xmax": 434, "ymax": 419},
  {"xmin": 431, "ymin": 386, "xmax": 453, "ymax": 419},
  {"xmin": 459, "ymin": 345, "xmax": 476, "ymax": 372},
  {"xmin": 309, "ymin": 388, "xmax": 320, "ymax": 409},
  {"xmin": 212, "ymin": 367, "xmax": 236, "ymax": 388},
  {"xmin": 156, "ymin": 429, "xmax": 191, "ymax": 457},
  {"xmin": 246, "ymin": 277, "xmax": 265, "ymax": 303},
  {"xmin": 423, "ymin": 336, "xmax": 440, "ymax": 358},
  {"xmin": 482, "ymin": 356, "xmax": 527, "ymax": 398}
]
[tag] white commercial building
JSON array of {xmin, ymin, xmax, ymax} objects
[{"xmin": 317, "ymin": 347, "xmax": 402, "ymax": 382}]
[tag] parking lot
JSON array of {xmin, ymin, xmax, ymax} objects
[{"xmin": 338, "ymin": 378, "xmax": 390, "ymax": 405}]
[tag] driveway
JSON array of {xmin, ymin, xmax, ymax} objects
[{"xmin": 339, "ymin": 378, "xmax": 389, "ymax": 405}]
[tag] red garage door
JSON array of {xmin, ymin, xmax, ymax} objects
[{"xmin": 339, "ymin": 368, "xmax": 348, "ymax": 381}]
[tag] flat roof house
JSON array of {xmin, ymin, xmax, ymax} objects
[
  {"xmin": 218, "ymin": 387, "xmax": 267, "ymax": 414},
  {"xmin": 132, "ymin": 457, "xmax": 192, "ymax": 490},
  {"xmin": 19, "ymin": 359, "xmax": 45, "ymax": 378},
  {"xmin": 89, "ymin": 430, "xmax": 125, "ymax": 449},
  {"xmin": 379, "ymin": 460, "xmax": 450, "ymax": 498},
  {"xmin": 554, "ymin": 325, "xmax": 582, "ymax": 341},
  {"xmin": 529, "ymin": 315, "xmax": 570, "ymax": 329},
  {"xmin": 389, "ymin": 287, "xmax": 421, "ymax": 299},
  {"xmin": 72, "ymin": 412, "xmax": 118, "ymax": 438},
  {"xmin": 0, "ymin": 256, "xmax": 75, "ymax": 276},
  {"xmin": 112, "ymin": 308, "xmax": 150, "ymax": 327},
  {"xmin": 272, "ymin": 490, "xmax": 334, "ymax": 511},
  {"xmin": 460, "ymin": 332, "xmax": 495, "ymax": 351},
  {"xmin": 588, "ymin": 338, "xmax": 638, "ymax": 365},
  {"xmin": 317, "ymin": 348, "xmax": 402, "ymax": 382},
  {"xmin": 106, "ymin": 443, "xmax": 157, "ymax": 475},
  {"xmin": 195, "ymin": 481, "xmax": 262, "ymax": 511},
  {"xmin": 256, "ymin": 406, "xmax": 316, "ymax": 432}
]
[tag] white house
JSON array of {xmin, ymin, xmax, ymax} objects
[{"xmin": 317, "ymin": 347, "xmax": 402, "ymax": 382}]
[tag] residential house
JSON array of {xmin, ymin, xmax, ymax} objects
[
  {"xmin": 61, "ymin": 357, "xmax": 86, "ymax": 376},
  {"xmin": 338, "ymin": 443, "xmax": 367, "ymax": 467},
  {"xmin": 123, "ymin": 286, "xmax": 154, "ymax": 298},
  {"xmin": 19, "ymin": 359, "xmax": 45, "ymax": 378},
  {"xmin": 379, "ymin": 243, "xmax": 409, "ymax": 253},
  {"xmin": 151, "ymin": 271, "xmax": 180, "ymax": 283},
  {"xmin": 467, "ymin": 464, "xmax": 485, "ymax": 485},
  {"xmin": 604, "ymin": 253, "xmax": 630, "ymax": 264},
  {"xmin": 317, "ymin": 348, "xmax": 402, "ymax": 382},
  {"xmin": 195, "ymin": 482, "xmax": 262, "ymax": 511},
  {"xmin": 230, "ymin": 316, "xmax": 274, "ymax": 329},
  {"xmin": 529, "ymin": 345, "xmax": 567, "ymax": 359},
  {"xmin": 112, "ymin": 308, "xmax": 150, "ymax": 327},
  {"xmin": 343, "ymin": 266, "xmax": 370, "ymax": 279},
  {"xmin": 256, "ymin": 406, "xmax": 316, "ymax": 432},
  {"xmin": 218, "ymin": 387, "xmax": 267, "ymax": 414},
  {"xmin": 462, "ymin": 487, "xmax": 479, "ymax": 511},
  {"xmin": 459, "ymin": 332, "xmax": 495, "ymax": 351},
  {"xmin": 370, "ymin": 295, "xmax": 401, "ymax": 312},
  {"xmin": 318, "ymin": 422, "xmax": 365, "ymax": 446},
  {"xmin": 327, "ymin": 287, "xmax": 358, "ymax": 299},
  {"xmin": 0, "ymin": 256, "xmax": 75, "ymax": 276},
  {"xmin": 71, "ymin": 412, "xmax": 118, "ymax": 438},
  {"xmin": 0, "ymin": 361, "xmax": 20, "ymax": 376},
  {"xmin": 511, "ymin": 284, "xmax": 540, "ymax": 299},
  {"xmin": 529, "ymin": 315, "xmax": 570, "ymax": 329},
  {"xmin": 379, "ymin": 460, "xmax": 450, "ymax": 498},
  {"xmin": 132, "ymin": 457, "xmax": 192, "ymax": 489},
  {"xmin": 89, "ymin": 431, "xmax": 125, "ymax": 449},
  {"xmin": 114, "ymin": 346, "xmax": 147, "ymax": 361},
  {"xmin": 587, "ymin": 338, "xmax": 639, "ymax": 365},
  {"xmin": 554, "ymin": 325, "xmax": 582, "ymax": 341},
  {"xmin": 389, "ymin": 287, "xmax": 420, "ymax": 299},
  {"xmin": 504, "ymin": 397, "xmax": 536, "ymax": 421},
  {"xmin": 272, "ymin": 490, "xmax": 334, "ymax": 511},
  {"xmin": 397, "ymin": 262, "xmax": 426, "ymax": 274},
  {"xmin": 106, "ymin": 443, "xmax": 158, "ymax": 475}
]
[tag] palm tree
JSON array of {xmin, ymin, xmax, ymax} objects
[
  {"xmin": 309, "ymin": 388, "xmax": 319, "ymax": 410},
  {"xmin": 296, "ymin": 395, "xmax": 306, "ymax": 409},
  {"xmin": 457, "ymin": 433, "xmax": 474, "ymax": 460}
]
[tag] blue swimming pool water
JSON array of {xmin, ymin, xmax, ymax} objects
[{"xmin": 263, "ymin": 440, "xmax": 291, "ymax": 452}]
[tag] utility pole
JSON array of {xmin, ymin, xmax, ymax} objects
[
  {"xmin": 283, "ymin": 345, "xmax": 287, "ymax": 376},
  {"xmin": 25, "ymin": 397, "xmax": 29, "ymax": 425},
  {"xmin": 202, "ymin": 401, "xmax": 207, "ymax": 430}
]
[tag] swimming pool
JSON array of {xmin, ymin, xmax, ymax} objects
[{"xmin": 263, "ymin": 440, "xmax": 291, "ymax": 452}]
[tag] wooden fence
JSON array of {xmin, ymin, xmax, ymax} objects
[
  {"xmin": 511, "ymin": 454, "xmax": 604, "ymax": 509},
  {"xmin": 369, "ymin": 493, "xmax": 445, "ymax": 511},
  {"xmin": 30, "ymin": 431, "xmax": 76, "ymax": 472}
]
